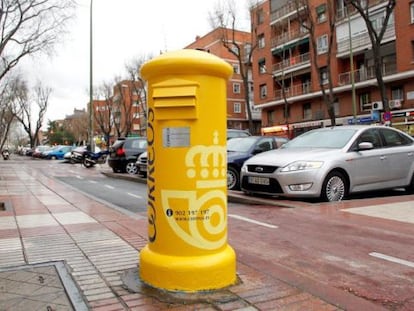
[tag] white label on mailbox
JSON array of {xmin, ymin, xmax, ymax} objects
[{"xmin": 163, "ymin": 127, "xmax": 190, "ymax": 147}]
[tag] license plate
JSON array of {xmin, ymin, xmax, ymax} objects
[{"xmin": 248, "ymin": 176, "xmax": 270, "ymax": 185}]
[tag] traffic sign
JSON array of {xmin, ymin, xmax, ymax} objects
[{"xmin": 383, "ymin": 111, "xmax": 392, "ymax": 121}]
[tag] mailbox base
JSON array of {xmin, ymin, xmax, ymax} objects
[{"xmin": 139, "ymin": 244, "xmax": 237, "ymax": 292}]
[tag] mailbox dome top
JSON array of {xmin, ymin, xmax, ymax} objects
[{"xmin": 140, "ymin": 49, "xmax": 233, "ymax": 80}]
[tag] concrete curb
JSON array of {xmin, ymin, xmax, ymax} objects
[{"xmin": 100, "ymin": 171, "xmax": 302, "ymax": 207}]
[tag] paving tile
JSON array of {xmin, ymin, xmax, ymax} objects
[
  {"xmin": 53, "ymin": 211, "xmax": 98, "ymax": 225},
  {"xmin": 0, "ymin": 216, "xmax": 17, "ymax": 230},
  {"xmin": 16, "ymin": 213, "xmax": 58, "ymax": 228}
]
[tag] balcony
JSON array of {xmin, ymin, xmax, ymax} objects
[
  {"xmin": 338, "ymin": 62, "xmax": 397, "ymax": 86},
  {"xmin": 272, "ymin": 52, "xmax": 310, "ymax": 75},
  {"xmin": 336, "ymin": 0, "xmax": 388, "ymax": 21},
  {"xmin": 270, "ymin": 0, "xmax": 306, "ymax": 24},
  {"xmin": 274, "ymin": 82, "xmax": 311, "ymax": 100},
  {"xmin": 337, "ymin": 24, "xmax": 395, "ymax": 56},
  {"xmin": 271, "ymin": 29, "xmax": 309, "ymax": 50}
]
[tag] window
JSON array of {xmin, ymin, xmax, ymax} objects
[
  {"xmin": 257, "ymin": 138, "xmax": 275, "ymax": 152},
  {"xmin": 234, "ymin": 102, "xmax": 241, "ymax": 113},
  {"xmin": 233, "ymin": 83, "xmax": 241, "ymax": 94},
  {"xmin": 380, "ymin": 128, "xmax": 412, "ymax": 147},
  {"xmin": 412, "ymin": 41, "xmax": 414, "ymax": 61},
  {"xmin": 320, "ymin": 67, "xmax": 329, "ymax": 85},
  {"xmin": 317, "ymin": 34, "xmax": 328, "ymax": 54},
  {"xmin": 316, "ymin": 4, "xmax": 327, "ymax": 23},
  {"xmin": 257, "ymin": 8, "xmax": 264, "ymax": 24},
  {"xmin": 391, "ymin": 87, "xmax": 403, "ymax": 100},
  {"xmin": 303, "ymin": 103, "xmax": 312, "ymax": 120},
  {"xmin": 258, "ymin": 34, "xmax": 265, "ymax": 49},
  {"xmin": 358, "ymin": 129, "xmax": 381, "ymax": 148},
  {"xmin": 411, "ymin": 3, "xmax": 414, "ymax": 23},
  {"xmin": 258, "ymin": 59, "xmax": 266, "ymax": 74},
  {"xmin": 333, "ymin": 101, "xmax": 340, "ymax": 116},
  {"xmin": 232, "ymin": 63, "xmax": 240, "ymax": 74},
  {"xmin": 95, "ymin": 106, "xmax": 106, "ymax": 112},
  {"xmin": 359, "ymin": 93, "xmax": 371, "ymax": 111},
  {"xmin": 266, "ymin": 110, "xmax": 274, "ymax": 125},
  {"xmin": 260, "ymin": 84, "xmax": 267, "ymax": 98},
  {"xmin": 230, "ymin": 45, "xmax": 239, "ymax": 55}
]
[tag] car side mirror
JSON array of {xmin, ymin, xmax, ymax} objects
[{"xmin": 358, "ymin": 142, "xmax": 374, "ymax": 150}]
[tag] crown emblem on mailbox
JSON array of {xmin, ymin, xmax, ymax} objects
[{"xmin": 185, "ymin": 131, "xmax": 226, "ymax": 189}]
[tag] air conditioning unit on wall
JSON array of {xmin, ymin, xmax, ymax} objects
[
  {"xmin": 371, "ymin": 101, "xmax": 383, "ymax": 110},
  {"xmin": 389, "ymin": 99, "xmax": 402, "ymax": 109}
]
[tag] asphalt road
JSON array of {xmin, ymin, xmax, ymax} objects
[{"xmin": 23, "ymin": 157, "xmax": 414, "ymax": 310}]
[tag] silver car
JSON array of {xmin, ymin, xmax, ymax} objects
[{"xmin": 240, "ymin": 125, "xmax": 414, "ymax": 202}]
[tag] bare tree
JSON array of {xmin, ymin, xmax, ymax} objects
[
  {"xmin": 209, "ymin": 0, "xmax": 257, "ymax": 134},
  {"xmin": 67, "ymin": 110, "xmax": 88, "ymax": 145},
  {"xmin": 0, "ymin": 76, "xmax": 24, "ymax": 149},
  {"xmin": 125, "ymin": 55, "xmax": 152, "ymax": 135},
  {"xmin": 295, "ymin": 0, "xmax": 338, "ymax": 126},
  {"xmin": 94, "ymin": 82, "xmax": 114, "ymax": 148},
  {"xmin": 346, "ymin": 0, "xmax": 396, "ymax": 112},
  {"xmin": 14, "ymin": 82, "xmax": 51, "ymax": 147},
  {"xmin": 0, "ymin": 0, "xmax": 76, "ymax": 82}
]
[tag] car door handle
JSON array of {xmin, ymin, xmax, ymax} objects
[
  {"xmin": 408, "ymin": 152, "xmax": 414, "ymax": 157},
  {"xmin": 380, "ymin": 155, "xmax": 386, "ymax": 160}
]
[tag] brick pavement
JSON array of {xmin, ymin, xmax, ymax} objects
[{"xmin": 0, "ymin": 159, "xmax": 405, "ymax": 310}]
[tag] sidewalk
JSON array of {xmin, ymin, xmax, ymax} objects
[{"xmin": 0, "ymin": 160, "xmax": 393, "ymax": 310}]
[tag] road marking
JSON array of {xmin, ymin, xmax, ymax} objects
[
  {"xmin": 228, "ymin": 214, "xmax": 278, "ymax": 229},
  {"xmin": 369, "ymin": 252, "xmax": 414, "ymax": 268},
  {"xmin": 105, "ymin": 185, "xmax": 115, "ymax": 190},
  {"xmin": 127, "ymin": 192, "xmax": 142, "ymax": 199}
]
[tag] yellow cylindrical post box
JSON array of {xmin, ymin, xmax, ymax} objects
[{"xmin": 139, "ymin": 49, "xmax": 236, "ymax": 291}]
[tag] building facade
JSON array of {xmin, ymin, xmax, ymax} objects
[
  {"xmin": 251, "ymin": 0, "xmax": 414, "ymax": 137},
  {"xmin": 185, "ymin": 27, "xmax": 262, "ymax": 133},
  {"xmin": 92, "ymin": 79, "xmax": 147, "ymax": 145}
]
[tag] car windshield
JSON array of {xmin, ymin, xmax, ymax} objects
[
  {"xmin": 283, "ymin": 128, "xmax": 358, "ymax": 149},
  {"xmin": 227, "ymin": 137, "xmax": 257, "ymax": 152}
]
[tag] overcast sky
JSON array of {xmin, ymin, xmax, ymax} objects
[{"xmin": 19, "ymin": 0, "xmax": 250, "ymax": 123}]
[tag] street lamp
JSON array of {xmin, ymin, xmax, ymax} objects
[{"xmin": 88, "ymin": 0, "xmax": 94, "ymax": 152}]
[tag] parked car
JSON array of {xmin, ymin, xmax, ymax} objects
[
  {"xmin": 32, "ymin": 145, "xmax": 51, "ymax": 158},
  {"xmin": 241, "ymin": 125, "xmax": 414, "ymax": 202},
  {"xmin": 136, "ymin": 151, "xmax": 148, "ymax": 177},
  {"xmin": 108, "ymin": 137, "xmax": 147, "ymax": 173},
  {"xmin": 227, "ymin": 129, "xmax": 251, "ymax": 140},
  {"xmin": 43, "ymin": 145, "xmax": 73, "ymax": 160},
  {"xmin": 227, "ymin": 136, "xmax": 288, "ymax": 190}
]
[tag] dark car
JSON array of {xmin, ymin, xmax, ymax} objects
[
  {"xmin": 227, "ymin": 136, "xmax": 288, "ymax": 190},
  {"xmin": 108, "ymin": 137, "xmax": 147, "ymax": 173}
]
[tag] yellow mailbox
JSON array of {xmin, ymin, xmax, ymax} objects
[{"xmin": 139, "ymin": 49, "xmax": 236, "ymax": 291}]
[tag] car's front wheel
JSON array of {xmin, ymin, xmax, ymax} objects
[
  {"xmin": 321, "ymin": 171, "xmax": 347, "ymax": 202},
  {"xmin": 126, "ymin": 161, "xmax": 138, "ymax": 175},
  {"xmin": 227, "ymin": 167, "xmax": 240, "ymax": 190}
]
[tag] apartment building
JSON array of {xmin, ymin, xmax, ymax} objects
[
  {"xmin": 93, "ymin": 80, "xmax": 146, "ymax": 144},
  {"xmin": 185, "ymin": 27, "xmax": 262, "ymax": 133},
  {"xmin": 251, "ymin": 0, "xmax": 414, "ymax": 137}
]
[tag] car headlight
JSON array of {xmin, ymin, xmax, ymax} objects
[
  {"xmin": 280, "ymin": 161, "xmax": 323, "ymax": 172},
  {"xmin": 241, "ymin": 164, "xmax": 248, "ymax": 173}
]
